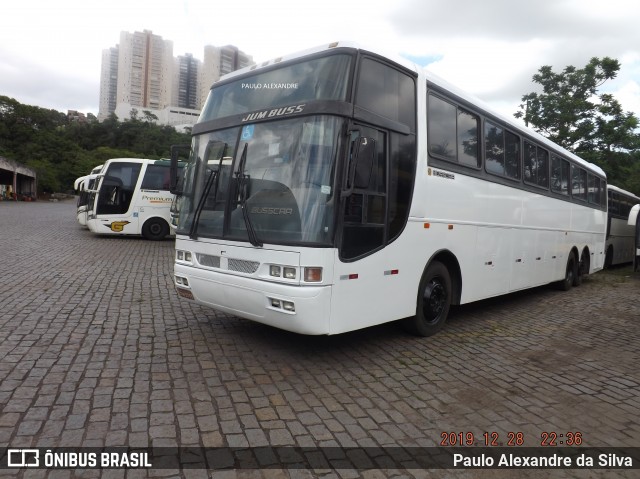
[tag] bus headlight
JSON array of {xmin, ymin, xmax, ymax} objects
[
  {"xmin": 269, "ymin": 265, "xmax": 297, "ymax": 280},
  {"xmin": 269, "ymin": 265, "xmax": 281, "ymax": 277},
  {"xmin": 268, "ymin": 297, "xmax": 295, "ymax": 313},
  {"xmin": 176, "ymin": 250, "xmax": 193, "ymax": 263}
]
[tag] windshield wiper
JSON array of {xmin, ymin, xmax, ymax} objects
[
  {"xmin": 235, "ymin": 143, "xmax": 262, "ymax": 247},
  {"xmin": 189, "ymin": 142, "xmax": 228, "ymax": 240}
]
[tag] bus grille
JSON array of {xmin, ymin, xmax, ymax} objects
[
  {"xmin": 228, "ymin": 258, "xmax": 260, "ymax": 274},
  {"xmin": 196, "ymin": 253, "xmax": 220, "ymax": 268},
  {"xmin": 195, "ymin": 254, "xmax": 259, "ymax": 274}
]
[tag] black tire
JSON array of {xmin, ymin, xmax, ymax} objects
[
  {"xmin": 142, "ymin": 218, "xmax": 169, "ymax": 241},
  {"xmin": 574, "ymin": 250, "xmax": 588, "ymax": 287},
  {"xmin": 403, "ymin": 261, "xmax": 452, "ymax": 337},
  {"xmin": 604, "ymin": 246, "xmax": 613, "ymax": 269},
  {"xmin": 556, "ymin": 253, "xmax": 577, "ymax": 291}
]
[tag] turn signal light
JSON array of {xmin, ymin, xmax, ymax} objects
[{"xmin": 304, "ymin": 267, "xmax": 322, "ymax": 282}]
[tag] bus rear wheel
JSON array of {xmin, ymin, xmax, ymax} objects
[
  {"xmin": 403, "ymin": 261, "xmax": 451, "ymax": 337},
  {"xmin": 604, "ymin": 246, "xmax": 613, "ymax": 269},
  {"xmin": 142, "ymin": 218, "xmax": 169, "ymax": 241},
  {"xmin": 556, "ymin": 253, "xmax": 577, "ymax": 291}
]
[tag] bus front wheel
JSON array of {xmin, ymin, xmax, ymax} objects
[
  {"xmin": 403, "ymin": 261, "xmax": 452, "ymax": 337},
  {"xmin": 142, "ymin": 218, "xmax": 169, "ymax": 241}
]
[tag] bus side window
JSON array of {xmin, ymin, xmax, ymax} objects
[
  {"xmin": 588, "ymin": 175, "xmax": 601, "ymax": 205},
  {"xmin": 427, "ymin": 94, "xmax": 479, "ymax": 168},
  {"xmin": 141, "ymin": 165, "xmax": 170, "ymax": 190},
  {"xmin": 551, "ymin": 156, "xmax": 570, "ymax": 195},
  {"xmin": 571, "ymin": 165, "xmax": 587, "ymax": 201},
  {"xmin": 485, "ymin": 121, "xmax": 520, "ymax": 180}
]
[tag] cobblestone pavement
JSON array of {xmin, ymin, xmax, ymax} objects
[{"xmin": 1, "ymin": 200, "xmax": 639, "ymax": 479}]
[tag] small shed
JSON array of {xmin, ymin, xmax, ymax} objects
[{"xmin": 0, "ymin": 156, "xmax": 37, "ymax": 200}]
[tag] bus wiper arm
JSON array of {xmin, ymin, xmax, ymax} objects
[
  {"xmin": 189, "ymin": 142, "xmax": 228, "ymax": 240},
  {"xmin": 235, "ymin": 143, "xmax": 262, "ymax": 247}
]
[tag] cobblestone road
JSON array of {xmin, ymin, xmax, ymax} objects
[{"xmin": 1, "ymin": 200, "xmax": 639, "ymax": 478}]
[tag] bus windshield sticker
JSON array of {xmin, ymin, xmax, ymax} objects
[{"xmin": 241, "ymin": 124, "xmax": 255, "ymax": 141}]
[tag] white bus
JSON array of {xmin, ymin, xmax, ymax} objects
[
  {"xmin": 605, "ymin": 185, "xmax": 640, "ymax": 267},
  {"xmin": 628, "ymin": 204, "xmax": 640, "ymax": 272},
  {"xmin": 86, "ymin": 158, "xmax": 175, "ymax": 240},
  {"xmin": 74, "ymin": 164, "xmax": 103, "ymax": 227},
  {"xmin": 169, "ymin": 41, "xmax": 607, "ymax": 336}
]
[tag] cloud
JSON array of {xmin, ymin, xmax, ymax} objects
[
  {"xmin": 2, "ymin": 0, "xmax": 640, "ymax": 121},
  {"xmin": 389, "ymin": 0, "xmax": 640, "ymax": 44},
  {"xmin": 0, "ymin": 49, "xmax": 98, "ymax": 113},
  {"xmin": 384, "ymin": 0, "xmax": 640, "ymax": 119}
]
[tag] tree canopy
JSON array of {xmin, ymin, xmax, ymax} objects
[
  {"xmin": 0, "ymin": 96, "xmax": 191, "ymax": 193},
  {"xmin": 515, "ymin": 57, "xmax": 640, "ymax": 195}
]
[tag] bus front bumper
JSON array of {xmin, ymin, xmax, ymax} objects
[{"xmin": 174, "ymin": 263, "xmax": 332, "ymax": 335}]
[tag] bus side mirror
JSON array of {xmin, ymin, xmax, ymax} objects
[
  {"xmin": 170, "ymin": 144, "xmax": 190, "ymax": 195},
  {"xmin": 342, "ymin": 137, "xmax": 376, "ymax": 197}
]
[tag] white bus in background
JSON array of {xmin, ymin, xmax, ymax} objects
[
  {"xmin": 628, "ymin": 204, "xmax": 640, "ymax": 272},
  {"xmin": 74, "ymin": 164, "xmax": 104, "ymax": 191},
  {"xmin": 74, "ymin": 164, "xmax": 103, "ymax": 227},
  {"xmin": 169, "ymin": 41, "xmax": 607, "ymax": 336},
  {"xmin": 86, "ymin": 158, "xmax": 176, "ymax": 240},
  {"xmin": 605, "ymin": 185, "xmax": 640, "ymax": 267}
]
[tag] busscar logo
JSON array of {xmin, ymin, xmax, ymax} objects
[
  {"xmin": 241, "ymin": 104, "xmax": 305, "ymax": 122},
  {"xmin": 250, "ymin": 207, "xmax": 293, "ymax": 215},
  {"xmin": 7, "ymin": 449, "xmax": 39, "ymax": 467},
  {"xmin": 428, "ymin": 168, "xmax": 455, "ymax": 180}
]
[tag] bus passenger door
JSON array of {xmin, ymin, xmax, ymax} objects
[
  {"xmin": 332, "ymin": 125, "xmax": 394, "ymax": 332},
  {"xmin": 339, "ymin": 126, "xmax": 387, "ymax": 260},
  {"xmin": 96, "ymin": 162, "xmax": 142, "ymax": 217},
  {"xmin": 95, "ymin": 162, "xmax": 142, "ymax": 234}
]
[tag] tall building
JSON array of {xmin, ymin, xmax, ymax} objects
[
  {"xmin": 198, "ymin": 45, "xmax": 254, "ymax": 109},
  {"xmin": 98, "ymin": 30, "xmax": 253, "ymax": 127},
  {"xmin": 174, "ymin": 53, "xmax": 200, "ymax": 110},
  {"xmin": 98, "ymin": 47, "xmax": 118, "ymax": 121},
  {"xmin": 116, "ymin": 30, "xmax": 173, "ymax": 111},
  {"xmin": 98, "ymin": 30, "xmax": 174, "ymax": 121}
]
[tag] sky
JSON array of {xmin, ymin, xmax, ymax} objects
[{"xmin": 2, "ymin": 0, "xmax": 640, "ymax": 123}]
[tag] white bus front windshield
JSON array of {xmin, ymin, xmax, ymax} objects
[
  {"xmin": 176, "ymin": 53, "xmax": 353, "ymax": 246},
  {"xmin": 200, "ymin": 54, "xmax": 352, "ymax": 121},
  {"xmin": 177, "ymin": 115, "xmax": 343, "ymax": 245}
]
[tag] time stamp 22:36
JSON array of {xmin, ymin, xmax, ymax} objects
[{"xmin": 440, "ymin": 431, "xmax": 584, "ymax": 447}]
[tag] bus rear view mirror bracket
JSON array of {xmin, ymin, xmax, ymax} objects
[
  {"xmin": 170, "ymin": 144, "xmax": 190, "ymax": 195},
  {"xmin": 341, "ymin": 136, "xmax": 375, "ymax": 198}
]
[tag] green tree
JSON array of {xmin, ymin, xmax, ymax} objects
[
  {"xmin": 142, "ymin": 110, "xmax": 159, "ymax": 123},
  {"xmin": 0, "ymin": 96, "xmax": 191, "ymax": 194},
  {"xmin": 515, "ymin": 57, "xmax": 640, "ymax": 193}
]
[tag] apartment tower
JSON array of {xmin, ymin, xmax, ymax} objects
[
  {"xmin": 117, "ymin": 30, "xmax": 173, "ymax": 111},
  {"xmin": 98, "ymin": 47, "xmax": 119, "ymax": 121},
  {"xmin": 175, "ymin": 53, "xmax": 200, "ymax": 110},
  {"xmin": 198, "ymin": 45, "xmax": 253, "ymax": 109},
  {"xmin": 98, "ymin": 30, "xmax": 253, "ymax": 125}
]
